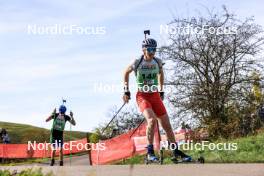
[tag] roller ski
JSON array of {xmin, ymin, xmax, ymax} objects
[
  {"xmin": 144, "ymin": 149, "xmax": 164, "ymax": 165},
  {"xmin": 144, "ymin": 144, "xmax": 164, "ymax": 165},
  {"xmin": 171, "ymin": 155, "xmax": 205, "ymax": 164},
  {"xmin": 170, "ymin": 146, "xmax": 204, "ymax": 164}
]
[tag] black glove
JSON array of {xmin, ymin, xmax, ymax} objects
[
  {"xmin": 159, "ymin": 91, "xmax": 164, "ymax": 100},
  {"xmin": 124, "ymin": 91, "xmax": 131, "ymax": 100}
]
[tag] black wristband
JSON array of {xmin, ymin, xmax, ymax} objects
[{"xmin": 124, "ymin": 91, "xmax": 131, "ymax": 99}]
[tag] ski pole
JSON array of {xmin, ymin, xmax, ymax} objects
[
  {"xmin": 129, "ymin": 117, "xmax": 145, "ymax": 138},
  {"xmin": 101, "ymin": 102, "xmax": 126, "ymax": 135},
  {"xmin": 96, "ymin": 103, "xmax": 126, "ymax": 165},
  {"xmin": 69, "ymin": 118, "xmax": 72, "ymax": 166}
]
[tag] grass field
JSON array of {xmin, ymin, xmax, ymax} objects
[
  {"xmin": 0, "ymin": 121, "xmax": 89, "ymax": 144},
  {"xmin": 115, "ymin": 129, "xmax": 264, "ymax": 164},
  {"xmin": 0, "ymin": 121, "xmax": 90, "ymax": 166},
  {"xmin": 0, "ymin": 168, "xmax": 54, "ymax": 176}
]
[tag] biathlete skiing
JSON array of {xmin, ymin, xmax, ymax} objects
[
  {"xmin": 122, "ymin": 30, "xmax": 192, "ymax": 163},
  {"xmin": 46, "ymin": 104, "xmax": 76, "ymax": 166}
]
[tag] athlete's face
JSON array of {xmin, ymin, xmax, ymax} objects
[{"xmin": 143, "ymin": 47, "xmax": 156, "ymax": 60}]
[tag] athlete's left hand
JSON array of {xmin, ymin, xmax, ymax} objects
[{"xmin": 70, "ymin": 111, "xmax": 73, "ymax": 117}]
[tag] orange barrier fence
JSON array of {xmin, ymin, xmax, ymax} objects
[
  {"xmin": 0, "ymin": 138, "xmax": 87, "ymax": 159},
  {"xmin": 0, "ymin": 126, "xmax": 192, "ymax": 164},
  {"xmin": 91, "ymin": 122, "xmax": 161, "ymax": 165},
  {"xmin": 91, "ymin": 123, "xmax": 193, "ymax": 165}
]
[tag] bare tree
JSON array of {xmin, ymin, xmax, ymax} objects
[{"xmin": 159, "ymin": 6, "xmax": 264, "ymax": 138}]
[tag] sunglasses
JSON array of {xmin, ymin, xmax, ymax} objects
[{"xmin": 146, "ymin": 47, "xmax": 156, "ymax": 53}]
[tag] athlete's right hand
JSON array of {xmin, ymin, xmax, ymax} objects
[
  {"xmin": 123, "ymin": 95, "xmax": 129, "ymax": 103},
  {"xmin": 123, "ymin": 91, "xmax": 131, "ymax": 103}
]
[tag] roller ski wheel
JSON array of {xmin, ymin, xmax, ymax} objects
[
  {"xmin": 171, "ymin": 156, "xmax": 205, "ymax": 164},
  {"xmin": 197, "ymin": 156, "xmax": 205, "ymax": 163},
  {"xmin": 144, "ymin": 151, "xmax": 163, "ymax": 165},
  {"xmin": 159, "ymin": 149, "xmax": 164, "ymax": 165}
]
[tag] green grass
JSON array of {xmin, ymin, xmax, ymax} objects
[
  {"xmin": 0, "ymin": 121, "xmax": 89, "ymax": 144},
  {"xmin": 1, "ymin": 151, "xmax": 89, "ymax": 166},
  {"xmin": 185, "ymin": 131, "xmax": 264, "ymax": 163},
  {"xmin": 115, "ymin": 131, "xmax": 264, "ymax": 164},
  {"xmin": 0, "ymin": 121, "xmax": 91, "ymax": 165},
  {"xmin": 0, "ymin": 168, "xmax": 53, "ymax": 176}
]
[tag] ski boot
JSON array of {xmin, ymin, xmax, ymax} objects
[
  {"xmin": 171, "ymin": 143, "xmax": 192, "ymax": 163},
  {"xmin": 50, "ymin": 159, "xmax": 55, "ymax": 166},
  {"xmin": 144, "ymin": 144, "xmax": 160, "ymax": 164}
]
